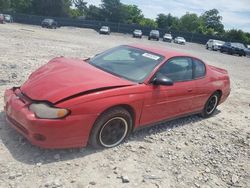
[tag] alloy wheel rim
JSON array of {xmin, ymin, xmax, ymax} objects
[
  {"xmin": 206, "ymin": 95, "xmax": 218, "ymax": 114},
  {"xmin": 99, "ymin": 117, "xmax": 128, "ymax": 148}
]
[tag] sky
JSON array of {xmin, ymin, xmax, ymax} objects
[{"xmin": 86, "ymin": 0, "xmax": 250, "ymax": 32}]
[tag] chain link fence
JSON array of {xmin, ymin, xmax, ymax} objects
[{"xmin": 6, "ymin": 12, "xmax": 236, "ymax": 44}]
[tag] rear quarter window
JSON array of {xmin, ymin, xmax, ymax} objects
[{"xmin": 193, "ymin": 59, "xmax": 206, "ymax": 79}]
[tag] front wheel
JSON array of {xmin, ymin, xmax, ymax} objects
[
  {"xmin": 89, "ymin": 107, "xmax": 132, "ymax": 149},
  {"xmin": 201, "ymin": 92, "xmax": 220, "ymax": 118}
]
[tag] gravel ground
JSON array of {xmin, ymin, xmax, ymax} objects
[{"xmin": 0, "ymin": 23, "xmax": 249, "ymax": 188}]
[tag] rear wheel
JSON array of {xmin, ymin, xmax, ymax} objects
[
  {"xmin": 89, "ymin": 107, "xmax": 132, "ymax": 149},
  {"xmin": 201, "ymin": 92, "xmax": 220, "ymax": 118}
]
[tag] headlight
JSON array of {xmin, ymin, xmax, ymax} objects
[{"xmin": 29, "ymin": 103, "xmax": 70, "ymax": 119}]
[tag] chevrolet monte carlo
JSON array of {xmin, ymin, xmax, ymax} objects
[{"xmin": 4, "ymin": 45, "xmax": 230, "ymax": 149}]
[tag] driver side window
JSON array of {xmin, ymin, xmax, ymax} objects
[{"xmin": 159, "ymin": 57, "xmax": 193, "ymax": 82}]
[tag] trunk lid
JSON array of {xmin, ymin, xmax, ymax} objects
[{"xmin": 208, "ymin": 65, "xmax": 228, "ymax": 74}]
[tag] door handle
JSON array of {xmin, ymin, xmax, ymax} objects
[{"xmin": 187, "ymin": 89, "xmax": 193, "ymax": 92}]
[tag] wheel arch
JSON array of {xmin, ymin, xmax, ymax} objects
[
  {"xmin": 96, "ymin": 104, "xmax": 136, "ymax": 130},
  {"xmin": 214, "ymin": 89, "xmax": 222, "ymax": 101}
]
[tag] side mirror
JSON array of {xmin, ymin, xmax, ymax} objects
[{"xmin": 152, "ymin": 74, "xmax": 174, "ymax": 86}]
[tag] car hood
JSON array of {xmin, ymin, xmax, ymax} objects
[
  {"xmin": 21, "ymin": 57, "xmax": 135, "ymax": 103},
  {"xmin": 164, "ymin": 35, "xmax": 172, "ymax": 38},
  {"xmin": 215, "ymin": 43, "xmax": 223, "ymax": 46},
  {"xmin": 177, "ymin": 39, "xmax": 185, "ymax": 41}
]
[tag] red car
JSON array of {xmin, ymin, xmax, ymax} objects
[{"xmin": 4, "ymin": 45, "xmax": 230, "ymax": 149}]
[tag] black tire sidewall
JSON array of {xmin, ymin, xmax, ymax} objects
[
  {"xmin": 201, "ymin": 93, "xmax": 220, "ymax": 118},
  {"xmin": 89, "ymin": 107, "xmax": 132, "ymax": 149}
]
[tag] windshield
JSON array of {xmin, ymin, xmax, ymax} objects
[
  {"xmin": 101, "ymin": 26, "xmax": 108, "ymax": 29},
  {"xmin": 232, "ymin": 43, "xmax": 245, "ymax": 48},
  {"xmin": 214, "ymin": 40, "xmax": 224, "ymax": 44},
  {"xmin": 177, "ymin": 37, "xmax": 184, "ymax": 40},
  {"xmin": 89, "ymin": 46, "xmax": 164, "ymax": 83},
  {"xmin": 44, "ymin": 19, "xmax": 53, "ymax": 22},
  {"xmin": 134, "ymin": 30, "xmax": 141, "ymax": 33},
  {"xmin": 151, "ymin": 30, "xmax": 159, "ymax": 34}
]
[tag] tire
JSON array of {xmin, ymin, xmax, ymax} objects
[
  {"xmin": 206, "ymin": 45, "xmax": 208, "ymax": 49},
  {"xmin": 89, "ymin": 107, "xmax": 132, "ymax": 149},
  {"xmin": 201, "ymin": 92, "xmax": 220, "ymax": 118},
  {"xmin": 148, "ymin": 37, "xmax": 151, "ymax": 40}
]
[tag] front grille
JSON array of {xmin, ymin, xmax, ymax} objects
[{"xmin": 7, "ymin": 116, "xmax": 29, "ymax": 136}]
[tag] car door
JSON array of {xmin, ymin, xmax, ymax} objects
[
  {"xmin": 140, "ymin": 57, "xmax": 197, "ymax": 126},
  {"xmin": 190, "ymin": 58, "xmax": 210, "ymax": 111}
]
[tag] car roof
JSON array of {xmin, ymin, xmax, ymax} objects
[{"xmin": 129, "ymin": 44, "xmax": 191, "ymax": 59}]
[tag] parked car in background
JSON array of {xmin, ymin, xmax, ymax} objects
[
  {"xmin": 244, "ymin": 48, "xmax": 250, "ymax": 56},
  {"xmin": 220, "ymin": 42, "xmax": 246, "ymax": 56},
  {"xmin": 4, "ymin": 44, "xmax": 230, "ymax": 149},
  {"xmin": 133, "ymin": 29, "xmax": 142, "ymax": 38},
  {"xmin": 148, "ymin": 30, "xmax": 160, "ymax": 41},
  {"xmin": 99, "ymin": 26, "xmax": 110, "ymax": 35},
  {"xmin": 174, "ymin": 37, "xmax": 186, "ymax": 45},
  {"xmin": 4, "ymin": 14, "xmax": 13, "ymax": 23},
  {"xmin": 0, "ymin": 14, "xmax": 4, "ymax": 24},
  {"xmin": 163, "ymin": 33, "xmax": 173, "ymax": 42},
  {"xmin": 41, "ymin": 19, "xmax": 58, "ymax": 29},
  {"xmin": 206, "ymin": 39, "xmax": 224, "ymax": 51}
]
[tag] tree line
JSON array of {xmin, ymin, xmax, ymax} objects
[{"xmin": 1, "ymin": 0, "xmax": 249, "ymax": 44}]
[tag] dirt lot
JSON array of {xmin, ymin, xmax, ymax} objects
[{"xmin": 0, "ymin": 23, "xmax": 249, "ymax": 188}]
